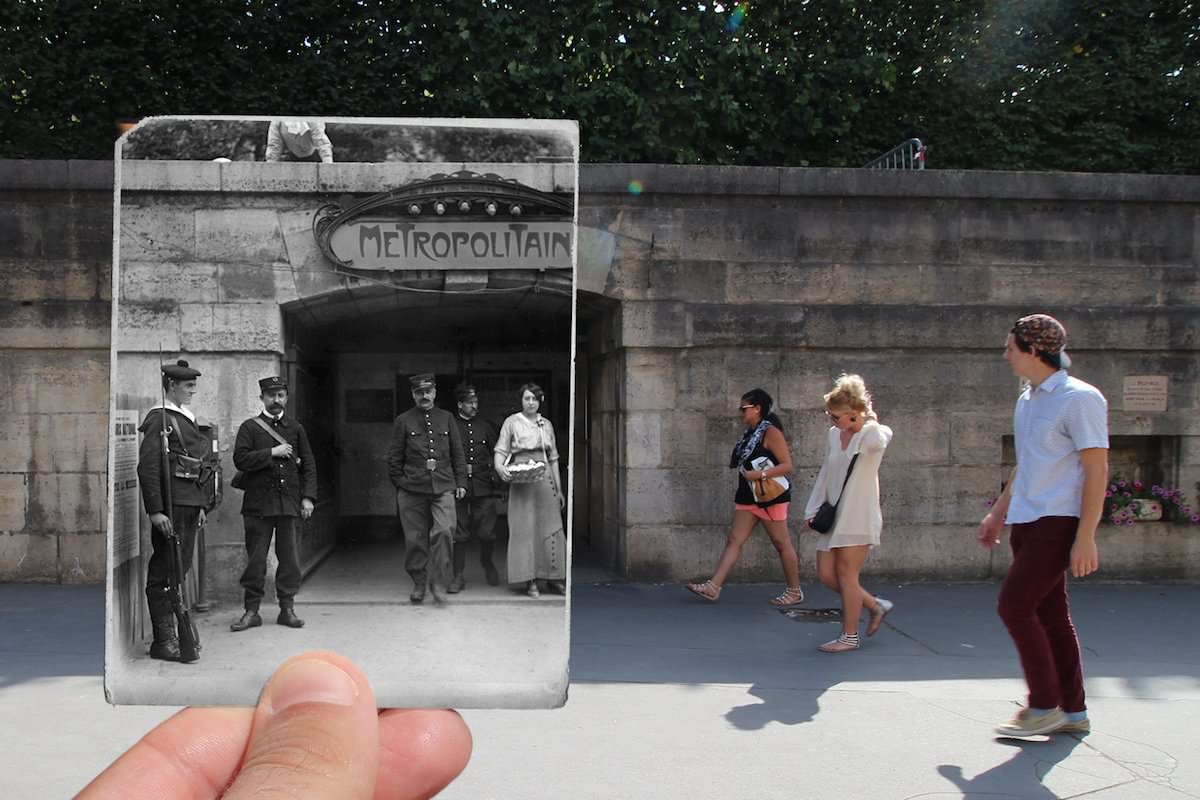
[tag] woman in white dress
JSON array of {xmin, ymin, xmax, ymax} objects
[
  {"xmin": 804, "ymin": 374, "xmax": 894, "ymax": 652},
  {"xmin": 494, "ymin": 383, "xmax": 566, "ymax": 599}
]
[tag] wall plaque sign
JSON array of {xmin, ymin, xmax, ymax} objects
[{"xmin": 1123, "ymin": 375, "xmax": 1168, "ymax": 412}]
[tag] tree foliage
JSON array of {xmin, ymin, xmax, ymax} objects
[{"xmin": 1, "ymin": 0, "xmax": 1196, "ymax": 171}]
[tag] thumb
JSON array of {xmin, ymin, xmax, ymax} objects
[{"xmin": 224, "ymin": 651, "xmax": 379, "ymax": 800}]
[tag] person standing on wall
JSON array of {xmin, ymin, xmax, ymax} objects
[
  {"xmin": 136, "ymin": 360, "xmax": 207, "ymax": 662},
  {"xmin": 264, "ymin": 119, "xmax": 334, "ymax": 163},
  {"xmin": 978, "ymin": 314, "xmax": 1107, "ymax": 737},
  {"xmin": 230, "ymin": 376, "xmax": 317, "ymax": 632},
  {"xmin": 387, "ymin": 374, "xmax": 468, "ymax": 605},
  {"xmin": 449, "ymin": 383, "xmax": 501, "ymax": 592}
]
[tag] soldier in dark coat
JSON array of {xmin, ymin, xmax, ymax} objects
[
  {"xmin": 136, "ymin": 359, "xmax": 208, "ymax": 662},
  {"xmin": 230, "ymin": 376, "xmax": 317, "ymax": 631},
  {"xmin": 387, "ymin": 374, "xmax": 467, "ymax": 604},
  {"xmin": 449, "ymin": 383, "xmax": 501, "ymax": 592}
]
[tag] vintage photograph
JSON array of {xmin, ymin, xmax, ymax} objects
[{"xmin": 106, "ymin": 116, "xmax": 578, "ymax": 708}]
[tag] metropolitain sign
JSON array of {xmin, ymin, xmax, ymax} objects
[{"xmin": 327, "ymin": 218, "xmax": 573, "ymax": 271}]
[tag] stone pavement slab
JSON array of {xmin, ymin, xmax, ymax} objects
[{"xmin": 1, "ymin": 574, "xmax": 1197, "ymax": 798}]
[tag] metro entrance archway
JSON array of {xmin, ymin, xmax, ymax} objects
[{"xmin": 278, "ymin": 278, "xmax": 574, "ymax": 576}]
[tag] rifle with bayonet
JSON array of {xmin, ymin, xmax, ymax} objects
[{"xmin": 159, "ymin": 380, "xmax": 200, "ymax": 664}]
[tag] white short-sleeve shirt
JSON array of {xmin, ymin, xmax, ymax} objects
[{"xmin": 1006, "ymin": 370, "xmax": 1109, "ymax": 524}]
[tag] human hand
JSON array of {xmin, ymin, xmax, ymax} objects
[
  {"xmin": 76, "ymin": 650, "xmax": 472, "ymax": 800},
  {"xmin": 149, "ymin": 512, "xmax": 173, "ymax": 535},
  {"xmin": 976, "ymin": 514, "xmax": 1004, "ymax": 549},
  {"xmin": 1070, "ymin": 537, "xmax": 1099, "ymax": 578},
  {"xmin": 271, "ymin": 443, "xmax": 294, "ymax": 459},
  {"xmin": 455, "ymin": 487, "xmax": 467, "ymax": 500},
  {"xmin": 301, "ymin": 498, "xmax": 315, "ymax": 520},
  {"xmin": 198, "ymin": 508, "xmax": 207, "ymax": 528},
  {"xmin": 496, "ymin": 465, "xmax": 512, "ymax": 482}
]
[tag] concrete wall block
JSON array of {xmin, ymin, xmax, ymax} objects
[
  {"xmin": 120, "ymin": 159, "xmax": 223, "ymax": 192},
  {"xmin": 880, "ymin": 465, "xmax": 1002, "ymax": 526},
  {"xmin": 622, "ymin": 352, "xmax": 679, "ymax": 410},
  {"xmin": 674, "ymin": 351, "xmax": 728, "ymax": 410},
  {"xmin": 179, "ymin": 302, "xmax": 284, "ymax": 352},
  {"xmin": 114, "ymin": 302, "xmax": 180, "ymax": 353},
  {"xmin": 58, "ymin": 531, "xmax": 106, "ymax": 583},
  {"xmin": 1, "ymin": 413, "xmax": 110, "ymax": 474},
  {"xmin": 217, "ymin": 261, "xmax": 289, "ymax": 301},
  {"xmin": 1095, "ymin": 523, "xmax": 1200, "ymax": 580},
  {"xmin": 27, "ymin": 473, "xmax": 105, "ymax": 534},
  {"xmin": 195, "ymin": 208, "xmax": 287, "ymax": 263},
  {"xmin": 624, "ymin": 412, "xmax": 663, "ymax": 468},
  {"xmin": 622, "ymin": 524, "xmax": 728, "ymax": 580},
  {"xmin": 658, "ymin": 410, "xmax": 709, "ymax": 466},
  {"xmin": 881, "ymin": 410, "xmax": 951, "ymax": 465},
  {"xmin": 623, "ymin": 467, "xmax": 722, "ymax": 525},
  {"xmin": 0, "ymin": 474, "xmax": 28, "ymax": 531},
  {"xmin": 864, "ymin": 524, "xmax": 1000, "ymax": 580},
  {"xmin": 645, "ymin": 260, "xmax": 729, "ymax": 302},
  {"xmin": 0, "ymin": 301, "xmax": 111, "ymax": 349},
  {"xmin": 118, "ymin": 261, "xmax": 221, "ymax": 303},
  {"xmin": 0, "ymin": 259, "xmax": 109, "ymax": 302},
  {"xmin": 0, "ymin": 416, "xmax": 32, "ymax": 473},
  {"xmin": 619, "ymin": 301, "xmax": 689, "ymax": 348},
  {"xmin": 309, "ymin": 162, "xmax": 568, "ymax": 195},
  {"xmin": 0, "ymin": 532, "xmax": 57, "ymax": 580},
  {"xmin": 1180, "ymin": 436, "xmax": 1200, "ymax": 466},
  {"xmin": 948, "ymin": 412, "xmax": 1012, "ymax": 466},
  {"xmin": 117, "ymin": 205, "xmax": 196, "ymax": 262},
  {"xmin": 0, "ymin": 350, "xmax": 110, "ymax": 416}
]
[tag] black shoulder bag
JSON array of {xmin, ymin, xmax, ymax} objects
[{"xmin": 809, "ymin": 453, "xmax": 859, "ymax": 534}]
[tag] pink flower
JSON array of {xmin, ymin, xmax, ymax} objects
[
  {"xmin": 1191, "ymin": 514, "xmax": 1200, "ymax": 523},
  {"xmin": 1105, "ymin": 490, "xmax": 1113, "ymax": 498},
  {"xmin": 1118, "ymin": 479, "xmax": 1128, "ymax": 488},
  {"xmin": 1134, "ymin": 480, "xmax": 1144, "ymax": 490}
]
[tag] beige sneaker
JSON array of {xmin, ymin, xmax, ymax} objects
[
  {"xmin": 1056, "ymin": 718, "xmax": 1091, "ymax": 734},
  {"xmin": 995, "ymin": 707, "xmax": 1065, "ymax": 737}
]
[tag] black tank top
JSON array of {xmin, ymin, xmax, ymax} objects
[{"xmin": 733, "ymin": 429, "xmax": 791, "ymax": 507}]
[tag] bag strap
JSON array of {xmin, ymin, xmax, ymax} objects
[
  {"xmin": 252, "ymin": 415, "xmax": 291, "ymax": 448},
  {"xmin": 833, "ymin": 453, "xmax": 860, "ymax": 505}
]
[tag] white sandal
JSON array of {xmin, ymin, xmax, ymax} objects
[{"xmin": 769, "ymin": 586, "xmax": 804, "ymax": 607}]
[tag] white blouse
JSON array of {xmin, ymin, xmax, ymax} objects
[
  {"xmin": 804, "ymin": 420, "xmax": 893, "ymax": 546},
  {"xmin": 494, "ymin": 413, "xmax": 559, "ymax": 461}
]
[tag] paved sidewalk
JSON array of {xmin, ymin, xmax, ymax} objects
[{"xmin": 2, "ymin": 570, "xmax": 1198, "ymax": 798}]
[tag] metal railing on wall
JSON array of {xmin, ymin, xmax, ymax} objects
[{"xmin": 864, "ymin": 138, "xmax": 926, "ymax": 170}]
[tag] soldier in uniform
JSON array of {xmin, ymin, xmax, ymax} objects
[
  {"xmin": 230, "ymin": 376, "xmax": 317, "ymax": 632},
  {"xmin": 387, "ymin": 374, "xmax": 467, "ymax": 604},
  {"xmin": 136, "ymin": 359, "xmax": 207, "ymax": 662},
  {"xmin": 449, "ymin": 383, "xmax": 501, "ymax": 592}
]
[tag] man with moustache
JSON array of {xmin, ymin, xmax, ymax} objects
[
  {"xmin": 230, "ymin": 376, "xmax": 317, "ymax": 632},
  {"xmin": 136, "ymin": 359, "xmax": 208, "ymax": 662},
  {"xmin": 387, "ymin": 374, "xmax": 468, "ymax": 604},
  {"xmin": 449, "ymin": 383, "xmax": 501, "ymax": 592}
]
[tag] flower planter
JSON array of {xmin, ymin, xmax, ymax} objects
[{"xmin": 1127, "ymin": 498, "xmax": 1163, "ymax": 522}]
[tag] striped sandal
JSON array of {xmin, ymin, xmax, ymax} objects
[
  {"xmin": 686, "ymin": 580, "xmax": 721, "ymax": 602},
  {"xmin": 819, "ymin": 632, "xmax": 860, "ymax": 653},
  {"xmin": 769, "ymin": 586, "xmax": 805, "ymax": 607}
]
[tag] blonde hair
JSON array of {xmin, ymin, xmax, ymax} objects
[{"xmin": 823, "ymin": 373, "xmax": 876, "ymax": 419}]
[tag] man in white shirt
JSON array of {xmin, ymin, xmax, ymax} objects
[
  {"xmin": 978, "ymin": 313, "xmax": 1108, "ymax": 737},
  {"xmin": 265, "ymin": 120, "xmax": 334, "ymax": 163}
]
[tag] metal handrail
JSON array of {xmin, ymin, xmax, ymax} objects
[{"xmin": 864, "ymin": 138, "xmax": 926, "ymax": 170}]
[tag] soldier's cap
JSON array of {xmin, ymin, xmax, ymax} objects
[
  {"xmin": 161, "ymin": 359, "xmax": 201, "ymax": 380},
  {"xmin": 259, "ymin": 375, "xmax": 288, "ymax": 392},
  {"xmin": 409, "ymin": 373, "xmax": 436, "ymax": 391},
  {"xmin": 454, "ymin": 382, "xmax": 478, "ymax": 402}
]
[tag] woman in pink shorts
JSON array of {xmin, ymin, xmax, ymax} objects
[{"xmin": 686, "ymin": 388, "xmax": 802, "ymax": 606}]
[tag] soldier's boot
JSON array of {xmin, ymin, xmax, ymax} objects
[
  {"xmin": 146, "ymin": 588, "xmax": 181, "ymax": 662},
  {"xmin": 410, "ymin": 581, "xmax": 426, "ymax": 604},
  {"xmin": 480, "ymin": 541, "xmax": 500, "ymax": 586},
  {"xmin": 230, "ymin": 606, "xmax": 262, "ymax": 632},
  {"xmin": 448, "ymin": 548, "xmax": 467, "ymax": 594},
  {"xmin": 276, "ymin": 602, "xmax": 305, "ymax": 628}
]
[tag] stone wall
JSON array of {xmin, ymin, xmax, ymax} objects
[
  {"xmin": 2, "ymin": 160, "xmax": 1199, "ymax": 584},
  {"xmin": 576, "ymin": 166, "xmax": 1200, "ymax": 581}
]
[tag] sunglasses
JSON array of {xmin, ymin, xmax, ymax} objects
[
  {"xmin": 738, "ymin": 405, "xmax": 757, "ymax": 412},
  {"xmin": 827, "ymin": 410, "xmax": 858, "ymax": 422}
]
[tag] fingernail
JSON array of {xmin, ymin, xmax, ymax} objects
[{"xmin": 268, "ymin": 658, "xmax": 359, "ymax": 713}]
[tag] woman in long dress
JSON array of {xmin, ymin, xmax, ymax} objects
[
  {"xmin": 805, "ymin": 373, "xmax": 894, "ymax": 652},
  {"xmin": 494, "ymin": 383, "xmax": 566, "ymax": 598}
]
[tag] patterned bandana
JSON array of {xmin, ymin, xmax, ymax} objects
[
  {"xmin": 731, "ymin": 420, "xmax": 771, "ymax": 468},
  {"xmin": 1013, "ymin": 313, "xmax": 1067, "ymax": 354}
]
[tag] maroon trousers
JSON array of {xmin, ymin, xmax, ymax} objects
[{"xmin": 997, "ymin": 516, "xmax": 1086, "ymax": 713}]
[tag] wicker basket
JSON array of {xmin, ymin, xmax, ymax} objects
[{"xmin": 506, "ymin": 461, "xmax": 547, "ymax": 483}]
